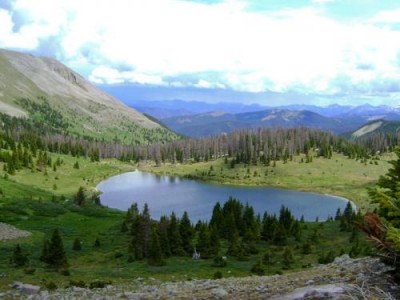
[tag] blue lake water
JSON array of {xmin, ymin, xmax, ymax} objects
[{"xmin": 97, "ymin": 171, "xmax": 349, "ymax": 222}]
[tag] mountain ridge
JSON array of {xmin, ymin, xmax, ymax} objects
[
  {"xmin": 0, "ymin": 49, "xmax": 177, "ymax": 144},
  {"xmin": 162, "ymin": 109, "xmax": 352, "ymax": 137}
]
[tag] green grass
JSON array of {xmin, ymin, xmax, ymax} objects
[
  {"xmin": 0, "ymin": 207, "xmax": 371, "ymax": 290},
  {"xmin": 0, "ymin": 154, "xmax": 135, "ymax": 198},
  {"xmin": 138, "ymin": 152, "xmax": 392, "ymax": 211}
]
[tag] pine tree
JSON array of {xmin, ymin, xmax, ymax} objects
[
  {"xmin": 179, "ymin": 211, "xmax": 193, "ymax": 254},
  {"xmin": 94, "ymin": 237, "xmax": 101, "ymax": 248},
  {"xmin": 168, "ymin": 212, "xmax": 185, "ymax": 256},
  {"xmin": 158, "ymin": 216, "xmax": 171, "ymax": 258},
  {"xmin": 11, "ymin": 244, "xmax": 28, "ymax": 267},
  {"xmin": 44, "ymin": 229, "xmax": 67, "ymax": 268},
  {"xmin": 40, "ymin": 239, "xmax": 50, "ymax": 262},
  {"xmin": 74, "ymin": 187, "xmax": 86, "ymax": 206},
  {"xmin": 282, "ymin": 247, "xmax": 294, "ymax": 269},
  {"xmin": 196, "ymin": 223, "xmax": 211, "ymax": 258},
  {"xmin": 147, "ymin": 227, "xmax": 165, "ymax": 266},
  {"xmin": 72, "ymin": 238, "xmax": 82, "ymax": 251},
  {"xmin": 209, "ymin": 226, "xmax": 220, "ymax": 257}
]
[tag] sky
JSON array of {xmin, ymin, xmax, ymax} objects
[{"xmin": 1, "ymin": 0, "xmax": 400, "ymax": 106}]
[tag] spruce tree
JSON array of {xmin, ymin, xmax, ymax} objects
[
  {"xmin": 147, "ymin": 227, "xmax": 165, "ymax": 266},
  {"xmin": 11, "ymin": 244, "xmax": 28, "ymax": 267},
  {"xmin": 72, "ymin": 238, "xmax": 82, "ymax": 251},
  {"xmin": 179, "ymin": 211, "xmax": 193, "ymax": 254},
  {"xmin": 168, "ymin": 212, "xmax": 185, "ymax": 256},
  {"xmin": 45, "ymin": 229, "xmax": 67, "ymax": 268},
  {"xmin": 74, "ymin": 187, "xmax": 86, "ymax": 206},
  {"xmin": 282, "ymin": 247, "xmax": 294, "ymax": 269},
  {"xmin": 196, "ymin": 223, "xmax": 211, "ymax": 258}
]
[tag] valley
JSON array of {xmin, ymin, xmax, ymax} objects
[{"xmin": 0, "ymin": 49, "xmax": 399, "ymax": 298}]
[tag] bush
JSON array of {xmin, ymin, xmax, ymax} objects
[
  {"xmin": 89, "ymin": 280, "xmax": 111, "ymax": 289},
  {"xmin": 250, "ymin": 262, "xmax": 264, "ymax": 276},
  {"xmin": 24, "ymin": 267, "xmax": 36, "ymax": 275},
  {"xmin": 69, "ymin": 280, "xmax": 86, "ymax": 288},
  {"xmin": 213, "ymin": 271, "xmax": 223, "ymax": 279},
  {"xmin": 60, "ymin": 268, "xmax": 70, "ymax": 276},
  {"xmin": 45, "ymin": 281, "xmax": 58, "ymax": 290},
  {"xmin": 318, "ymin": 250, "xmax": 336, "ymax": 264},
  {"xmin": 72, "ymin": 238, "xmax": 82, "ymax": 251},
  {"xmin": 212, "ymin": 256, "xmax": 227, "ymax": 267}
]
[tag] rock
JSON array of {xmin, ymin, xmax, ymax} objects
[
  {"xmin": 306, "ymin": 280, "xmax": 314, "ymax": 285},
  {"xmin": 212, "ymin": 287, "xmax": 228, "ymax": 299},
  {"xmin": 11, "ymin": 281, "xmax": 40, "ymax": 295},
  {"xmin": 122, "ymin": 292, "xmax": 148, "ymax": 300},
  {"xmin": 274, "ymin": 284, "xmax": 345, "ymax": 300},
  {"xmin": 333, "ymin": 254, "xmax": 351, "ymax": 265}
]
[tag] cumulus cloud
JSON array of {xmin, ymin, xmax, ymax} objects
[{"xmin": 2, "ymin": 0, "xmax": 400, "ymax": 100}]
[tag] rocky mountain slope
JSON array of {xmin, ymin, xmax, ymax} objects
[
  {"xmin": 0, "ymin": 49, "xmax": 177, "ymax": 144},
  {"xmin": 351, "ymin": 120, "xmax": 400, "ymax": 139}
]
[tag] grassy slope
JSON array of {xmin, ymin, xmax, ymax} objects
[{"xmin": 138, "ymin": 152, "xmax": 393, "ymax": 211}]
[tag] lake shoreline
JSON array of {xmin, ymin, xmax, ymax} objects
[{"xmin": 97, "ymin": 170, "xmax": 352, "ymax": 222}]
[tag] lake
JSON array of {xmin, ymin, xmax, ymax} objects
[{"xmin": 97, "ymin": 171, "xmax": 350, "ymax": 222}]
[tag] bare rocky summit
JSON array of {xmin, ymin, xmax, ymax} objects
[{"xmin": 3, "ymin": 255, "xmax": 399, "ymax": 299}]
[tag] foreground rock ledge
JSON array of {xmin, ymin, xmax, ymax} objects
[{"xmin": 4, "ymin": 255, "xmax": 400, "ymax": 299}]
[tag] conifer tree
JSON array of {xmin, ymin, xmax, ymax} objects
[
  {"xmin": 72, "ymin": 238, "xmax": 82, "ymax": 251},
  {"xmin": 147, "ymin": 227, "xmax": 165, "ymax": 266},
  {"xmin": 196, "ymin": 223, "xmax": 211, "ymax": 258},
  {"xmin": 11, "ymin": 244, "xmax": 28, "ymax": 267},
  {"xmin": 282, "ymin": 247, "xmax": 294, "ymax": 269},
  {"xmin": 74, "ymin": 187, "xmax": 86, "ymax": 206},
  {"xmin": 158, "ymin": 216, "xmax": 171, "ymax": 258},
  {"xmin": 179, "ymin": 211, "xmax": 193, "ymax": 254},
  {"xmin": 168, "ymin": 212, "xmax": 185, "ymax": 256},
  {"xmin": 43, "ymin": 229, "xmax": 67, "ymax": 268}
]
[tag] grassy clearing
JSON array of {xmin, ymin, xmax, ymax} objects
[
  {"xmin": 0, "ymin": 154, "xmax": 135, "ymax": 199},
  {"xmin": 138, "ymin": 152, "xmax": 393, "ymax": 211}
]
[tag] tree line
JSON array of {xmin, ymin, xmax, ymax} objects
[{"xmin": 0, "ymin": 109, "xmax": 388, "ymax": 176}]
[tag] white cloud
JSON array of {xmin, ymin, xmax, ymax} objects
[
  {"xmin": 3, "ymin": 0, "xmax": 400, "ymax": 98},
  {"xmin": 89, "ymin": 66, "xmax": 166, "ymax": 85},
  {"xmin": 311, "ymin": 0, "xmax": 335, "ymax": 4},
  {"xmin": 371, "ymin": 9, "xmax": 400, "ymax": 24}
]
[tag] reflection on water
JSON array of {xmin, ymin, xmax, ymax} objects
[{"xmin": 97, "ymin": 171, "xmax": 349, "ymax": 223}]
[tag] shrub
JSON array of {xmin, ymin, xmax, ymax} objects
[
  {"xmin": 69, "ymin": 280, "xmax": 86, "ymax": 288},
  {"xmin": 89, "ymin": 280, "xmax": 111, "ymax": 289},
  {"xmin": 212, "ymin": 256, "xmax": 227, "ymax": 267},
  {"xmin": 213, "ymin": 271, "xmax": 223, "ymax": 279},
  {"xmin": 250, "ymin": 262, "xmax": 264, "ymax": 276},
  {"xmin": 24, "ymin": 267, "xmax": 36, "ymax": 275},
  {"xmin": 45, "ymin": 281, "xmax": 57, "ymax": 290}
]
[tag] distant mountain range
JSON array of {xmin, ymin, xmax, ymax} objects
[
  {"xmin": 0, "ymin": 49, "xmax": 177, "ymax": 144},
  {"xmin": 129, "ymin": 99, "xmax": 400, "ymax": 120},
  {"xmin": 138, "ymin": 100, "xmax": 400, "ymax": 137}
]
